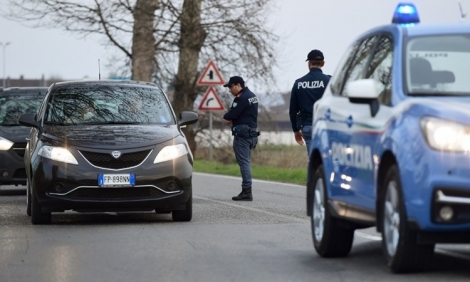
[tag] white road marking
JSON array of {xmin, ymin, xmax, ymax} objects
[{"xmin": 356, "ymin": 231, "xmax": 381, "ymax": 241}]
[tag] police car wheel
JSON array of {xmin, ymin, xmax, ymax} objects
[
  {"xmin": 380, "ymin": 165, "xmax": 434, "ymax": 273},
  {"xmin": 311, "ymin": 165, "xmax": 354, "ymax": 257},
  {"xmin": 31, "ymin": 182, "xmax": 52, "ymax": 225},
  {"xmin": 172, "ymin": 191, "xmax": 192, "ymax": 222},
  {"xmin": 26, "ymin": 179, "xmax": 31, "ymax": 217}
]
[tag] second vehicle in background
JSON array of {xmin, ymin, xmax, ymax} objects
[{"xmin": 0, "ymin": 87, "xmax": 48, "ymax": 187}]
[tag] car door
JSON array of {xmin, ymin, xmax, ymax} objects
[
  {"xmin": 322, "ymin": 35, "xmax": 379, "ymax": 207},
  {"xmin": 346, "ymin": 34, "xmax": 395, "ymax": 211}
]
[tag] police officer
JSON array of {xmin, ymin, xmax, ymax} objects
[
  {"xmin": 289, "ymin": 49, "xmax": 330, "ymax": 154},
  {"xmin": 223, "ymin": 76, "xmax": 259, "ymax": 201}
]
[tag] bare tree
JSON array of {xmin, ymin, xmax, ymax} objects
[{"xmin": 4, "ymin": 0, "xmax": 279, "ymax": 152}]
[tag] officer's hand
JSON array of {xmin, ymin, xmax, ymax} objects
[
  {"xmin": 294, "ymin": 131, "xmax": 304, "ymax": 145},
  {"xmin": 226, "ymin": 120, "xmax": 232, "ymax": 125}
]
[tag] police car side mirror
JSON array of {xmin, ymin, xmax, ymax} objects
[
  {"xmin": 346, "ymin": 79, "xmax": 381, "ymax": 117},
  {"xmin": 18, "ymin": 113, "xmax": 40, "ymax": 129}
]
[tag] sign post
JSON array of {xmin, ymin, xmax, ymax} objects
[{"xmin": 197, "ymin": 61, "xmax": 225, "ymax": 160}]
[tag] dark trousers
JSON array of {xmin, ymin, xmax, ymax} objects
[{"xmin": 233, "ymin": 136, "xmax": 257, "ymax": 189}]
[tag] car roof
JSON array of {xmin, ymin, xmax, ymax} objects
[
  {"xmin": 358, "ymin": 22, "xmax": 470, "ymax": 39},
  {"xmin": 0, "ymin": 87, "xmax": 48, "ymax": 95},
  {"xmin": 52, "ymin": 79, "xmax": 159, "ymax": 88},
  {"xmin": 404, "ymin": 23, "xmax": 470, "ymax": 37}
]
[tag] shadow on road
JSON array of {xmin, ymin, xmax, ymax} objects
[
  {"xmin": 0, "ymin": 189, "xmax": 26, "ymax": 196},
  {"xmin": 299, "ymin": 240, "xmax": 470, "ymax": 279}
]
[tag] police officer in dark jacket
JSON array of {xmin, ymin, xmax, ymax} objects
[
  {"xmin": 223, "ymin": 76, "xmax": 259, "ymax": 201},
  {"xmin": 289, "ymin": 49, "xmax": 330, "ymax": 154}
]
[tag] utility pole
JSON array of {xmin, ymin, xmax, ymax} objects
[{"xmin": 0, "ymin": 42, "xmax": 11, "ymax": 88}]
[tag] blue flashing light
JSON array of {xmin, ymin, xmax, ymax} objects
[{"xmin": 392, "ymin": 3, "xmax": 420, "ymax": 25}]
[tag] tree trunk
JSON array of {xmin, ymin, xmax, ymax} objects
[
  {"xmin": 131, "ymin": 0, "xmax": 159, "ymax": 82},
  {"xmin": 173, "ymin": 0, "xmax": 207, "ymax": 153}
]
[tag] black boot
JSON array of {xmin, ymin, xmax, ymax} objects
[{"xmin": 232, "ymin": 188, "xmax": 253, "ymax": 201}]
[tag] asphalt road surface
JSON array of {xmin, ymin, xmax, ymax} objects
[{"xmin": 1, "ymin": 172, "xmax": 469, "ymax": 282}]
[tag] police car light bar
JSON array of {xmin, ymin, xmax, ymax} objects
[{"xmin": 392, "ymin": 3, "xmax": 420, "ymax": 24}]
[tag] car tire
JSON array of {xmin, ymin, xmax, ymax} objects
[
  {"xmin": 26, "ymin": 179, "xmax": 31, "ymax": 217},
  {"xmin": 31, "ymin": 183, "xmax": 51, "ymax": 225},
  {"xmin": 172, "ymin": 192, "xmax": 192, "ymax": 222},
  {"xmin": 381, "ymin": 165, "xmax": 434, "ymax": 273},
  {"xmin": 312, "ymin": 165, "xmax": 354, "ymax": 257}
]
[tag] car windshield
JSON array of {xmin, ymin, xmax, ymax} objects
[
  {"xmin": 0, "ymin": 91, "xmax": 45, "ymax": 125},
  {"xmin": 405, "ymin": 34, "xmax": 470, "ymax": 96},
  {"xmin": 45, "ymin": 84, "xmax": 174, "ymax": 125}
]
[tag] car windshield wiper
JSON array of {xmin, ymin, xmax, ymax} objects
[
  {"xmin": 77, "ymin": 121, "xmax": 141, "ymax": 125},
  {"xmin": 44, "ymin": 121, "xmax": 71, "ymax": 126}
]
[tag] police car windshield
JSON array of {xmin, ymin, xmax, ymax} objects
[
  {"xmin": 406, "ymin": 34, "xmax": 470, "ymax": 96},
  {"xmin": 0, "ymin": 92, "xmax": 45, "ymax": 125}
]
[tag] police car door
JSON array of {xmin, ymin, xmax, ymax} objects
[
  {"xmin": 322, "ymin": 35, "xmax": 378, "ymax": 209},
  {"xmin": 344, "ymin": 34, "xmax": 395, "ymax": 211}
]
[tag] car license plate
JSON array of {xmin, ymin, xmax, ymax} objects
[{"xmin": 98, "ymin": 174, "xmax": 135, "ymax": 187}]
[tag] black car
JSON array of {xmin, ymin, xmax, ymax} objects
[
  {"xmin": 0, "ymin": 87, "xmax": 48, "ymax": 187},
  {"xmin": 19, "ymin": 80, "xmax": 198, "ymax": 224}
]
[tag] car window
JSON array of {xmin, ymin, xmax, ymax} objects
[
  {"xmin": 0, "ymin": 91, "xmax": 46, "ymax": 125},
  {"xmin": 365, "ymin": 35, "xmax": 394, "ymax": 106},
  {"xmin": 341, "ymin": 35, "xmax": 378, "ymax": 96},
  {"xmin": 329, "ymin": 43, "xmax": 360, "ymax": 96},
  {"xmin": 406, "ymin": 34, "xmax": 470, "ymax": 96},
  {"xmin": 45, "ymin": 84, "xmax": 175, "ymax": 125}
]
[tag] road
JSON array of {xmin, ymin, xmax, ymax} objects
[{"xmin": 1, "ymin": 172, "xmax": 469, "ymax": 282}]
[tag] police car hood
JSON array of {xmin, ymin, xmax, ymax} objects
[
  {"xmin": 41, "ymin": 124, "xmax": 179, "ymax": 149},
  {"xmin": 410, "ymin": 97, "xmax": 470, "ymax": 124},
  {"xmin": 0, "ymin": 125, "xmax": 32, "ymax": 143}
]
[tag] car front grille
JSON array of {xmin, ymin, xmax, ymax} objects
[
  {"xmin": 13, "ymin": 142, "xmax": 27, "ymax": 157},
  {"xmin": 64, "ymin": 187, "xmax": 166, "ymax": 200},
  {"xmin": 79, "ymin": 149, "xmax": 152, "ymax": 169}
]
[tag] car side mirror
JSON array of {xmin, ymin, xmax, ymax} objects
[
  {"xmin": 346, "ymin": 79, "xmax": 381, "ymax": 117},
  {"xmin": 178, "ymin": 111, "xmax": 199, "ymax": 127},
  {"xmin": 18, "ymin": 113, "xmax": 40, "ymax": 129}
]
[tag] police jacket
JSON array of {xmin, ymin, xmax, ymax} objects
[
  {"xmin": 289, "ymin": 68, "xmax": 330, "ymax": 132},
  {"xmin": 223, "ymin": 87, "xmax": 258, "ymax": 129}
]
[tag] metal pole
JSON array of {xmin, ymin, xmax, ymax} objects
[
  {"xmin": 1, "ymin": 42, "xmax": 11, "ymax": 88},
  {"xmin": 209, "ymin": 111, "xmax": 213, "ymax": 161}
]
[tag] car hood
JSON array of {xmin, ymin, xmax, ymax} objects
[
  {"xmin": 410, "ymin": 97, "xmax": 470, "ymax": 124},
  {"xmin": 41, "ymin": 124, "xmax": 180, "ymax": 149},
  {"xmin": 0, "ymin": 125, "xmax": 31, "ymax": 143}
]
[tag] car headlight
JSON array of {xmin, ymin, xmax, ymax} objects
[
  {"xmin": 420, "ymin": 117, "xmax": 470, "ymax": 152},
  {"xmin": 38, "ymin": 146, "xmax": 79, "ymax": 165},
  {"xmin": 0, "ymin": 137, "xmax": 14, "ymax": 150},
  {"xmin": 154, "ymin": 144, "xmax": 188, "ymax": 164}
]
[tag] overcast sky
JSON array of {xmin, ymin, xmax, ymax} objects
[{"xmin": 0, "ymin": 0, "xmax": 467, "ymax": 92}]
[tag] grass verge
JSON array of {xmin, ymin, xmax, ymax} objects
[{"xmin": 193, "ymin": 159, "xmax": 307, "ymax": 186}]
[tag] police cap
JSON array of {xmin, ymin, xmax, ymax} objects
[
  {"xmin": 306, "ymin": 49, "xmax": 324, "ymax": 61},
  {"xmin": 223, "ymin": 76, "xmax": 245, "ymax": 87}
]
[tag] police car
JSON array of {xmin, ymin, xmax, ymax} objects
[{"xmin": 307, "ymin": 3, "xmax": 470, "ymax": 273}]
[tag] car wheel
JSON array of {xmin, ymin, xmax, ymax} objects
[
  {"xmin": 381, "ymin": 165, "xmax": 434, "ymax": 273},
  {"xmin": 172, "ymin": 191, "xmax": 192, "ymax": 222},
  {"xmin": 312, "ymin": 165, "xmax": 354, "ymax": 257},
  {"xmin": 31, "ymin": 183, "xmax": 51, "ymax": 225},
  {"xmin": 26, "ymin": 179, "xmax": 31, "ymax": 217}
]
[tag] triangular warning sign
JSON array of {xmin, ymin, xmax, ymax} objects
[
  {"xmin": 197, "ymin": 60, "xmax": 225, "ymax": 85},
  {"xmin": 198, "ymin": 87, "xmax": 225, "ymax": 111}
]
